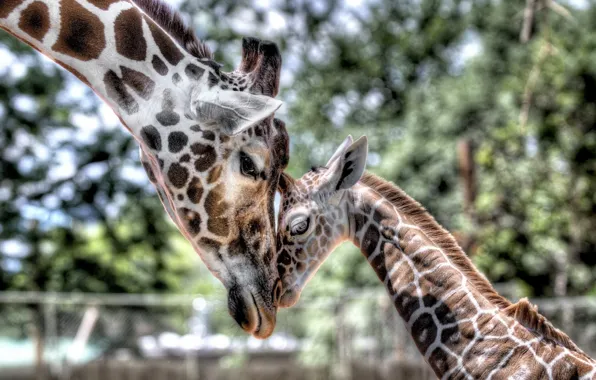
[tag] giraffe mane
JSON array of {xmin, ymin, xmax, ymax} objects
[
  {"xmin": 503, "ymin": 298, "xmax": 590, "ymax": 356},
  {"xmin": 131, "ymin": 0, "xmax": 213, "ymax": 60},
  {"xmin": 360, "ymin": 172, "xmax": 591, "ymax": 355},
  {"xmin": 360, "ymin": 172, "xmax": 513, "ymax": 309}
]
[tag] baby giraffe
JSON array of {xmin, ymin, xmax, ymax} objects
[{"xmin": 276, "ymin": 136, "xmax": 596, "ymax": 379}]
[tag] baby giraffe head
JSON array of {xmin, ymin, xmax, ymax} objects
[{"xmin": 276, "ymin": 136, "xmax": 368, "ymax": 307}]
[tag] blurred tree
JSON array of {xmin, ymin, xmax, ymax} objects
[{"xmin": 470, "ymin": 2, "xmax": 596, "ymax": 297}]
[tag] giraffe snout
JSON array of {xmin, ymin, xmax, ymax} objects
[{"xmin": 227, "ymin": 283, "xmax": 278, "ymax": 339}]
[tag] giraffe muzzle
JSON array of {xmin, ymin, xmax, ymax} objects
[{"xmin": 228, "ymin": 284, "xmax": 277, "ymax": 339}]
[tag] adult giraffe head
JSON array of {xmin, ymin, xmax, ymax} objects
[{"xmin": 0, "ymin": 0, "xmax": 289, "ymax": 337}]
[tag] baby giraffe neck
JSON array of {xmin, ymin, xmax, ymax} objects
[
  {"xmin": 346, "ymin": 177, "xmax": 500, "ymax": 377},
  {"xmin": 342, "ymin": 172, "xmax": 596, "ymax": 379}
]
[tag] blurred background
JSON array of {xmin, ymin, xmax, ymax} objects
[{"xmin": 1, "ymin": 0, "xmax": 596, "ymax": 379}]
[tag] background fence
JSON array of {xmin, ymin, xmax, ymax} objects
[{"xmin": 0, "ymin": 290, "xmax": 594, "ymax": 380}]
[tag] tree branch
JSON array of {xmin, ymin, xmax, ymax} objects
[{"xmin": 520, "ymin": 0, "xmax": 537, "ymax": 43}]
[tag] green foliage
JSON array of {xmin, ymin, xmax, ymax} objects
[{"xmin": 468, "ymin": 3, "xmax": 596, "ymax": 296}]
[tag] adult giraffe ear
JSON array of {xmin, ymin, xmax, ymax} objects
[
  {"xmin": 190, "ymin": 37, "xmax": 283, "ymax": 135},
  {"xmin": 190, "ymin": 87, "xmax": 283, "ymax": 135},
  {"xmin": 321, "ymin": 136, "xmax": 368, "ymax": 193}
]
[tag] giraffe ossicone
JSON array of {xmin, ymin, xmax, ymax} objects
[
  {"xmin": 276, "ymin": 136, "xmax": 596, "ymax": 378},
  {"xmin": 0, "ymin": 0, "xmax": 288, "ymax": 338}
]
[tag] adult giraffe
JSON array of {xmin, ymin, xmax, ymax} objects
[
  {"xmin": 276, "ymin": 136, "xmax": 596, "ymax": 378},
  {"xmin": 0, "ymin": 0, "xmax": 289, "ymax": 338}
]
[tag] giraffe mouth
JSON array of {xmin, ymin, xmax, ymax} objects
[{"xmin": 250, "ymin": 293, "xmax": 263, "ymax": 336}]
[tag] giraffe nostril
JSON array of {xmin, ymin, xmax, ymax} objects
[{"xmin": 273, "ymin": 279, "xmax": 283, "ymax": 306}]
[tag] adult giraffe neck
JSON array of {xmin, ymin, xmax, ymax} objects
[
  {"xmin": 343, "ymin": 172, "xmax": 596, "ymax": 378},
  {"xmin": 0, "ymin": 0, "xmax": 207, "ymax": 135}
]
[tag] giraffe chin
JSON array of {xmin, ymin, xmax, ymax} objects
[{"xmin": 278, "ymin": 287, "xmax": 301, "ymax": 308}]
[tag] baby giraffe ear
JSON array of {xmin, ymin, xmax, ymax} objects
[
  {"xmin": 191, "ymin": 87, "xmax": 283, "ymax": 135},
  {"xmin": 277, "ymin": 172, "xmax": 295, "ymax": 194},
  {"xmin": 322, "ymin": 136, "xmax": 368, "ymax": 192},
  {"xmin": 326, "ymin": 135, "xmax": 353, "ymax": 167}
]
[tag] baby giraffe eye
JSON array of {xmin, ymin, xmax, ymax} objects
[
  {"xmin": 290, "ymin": 217, "xmax": 310, "ymax": 236},
  {"xmin": 240, "ymin": 151, "xmax": 258, "ymax": 180}
]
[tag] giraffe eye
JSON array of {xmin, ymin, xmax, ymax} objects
[
  {"xmin": 290, "ymin": 217, "xmax": 310, "ymax": 236},
  {"xmin": 239, "ymin": 151, "xmax": 258, "ymax": 180}
]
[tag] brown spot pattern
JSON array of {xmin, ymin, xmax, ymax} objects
[
  {"xmin": 202, "ymin": 131, "xmax": 215, "ymax": 141},
  {"xmin": 369, "ymin": 252, "xmax": 387, "ymax": 282},
  {"xmin": 411, "ymin": 313, "xmax": 437, "ymax": 354},
  {"xmin": 104, "ymin": 67, "xmax": 155, "ymax": 114},
  {"xmin": 115, "ymin": 8, "xmax": 146, "ymax": 61},
  {"xmin": 120, "ymin": 66, "xmax": 155, "ymax": 99},
  {"xmin": 104, "ymin": 70, "xmax": 138, "ymax": 114},
  {"xmin": 394, "ymin": 284, "xmax": 420, "ymax": 322},
  {"xmin": 147, "ymin": 17, "xmax": 184, "ymax": 65},
  {"xmin": 141, "ymin": 161, "xmax": 157, "ymax": 183},
  {"xmin": 207, "ymin": 165, "xmax": 222, "ymax": 183},
  {"xmin": 360, "ymin": 225, "xmax": 380, "ymax": 258},
  {"xmin": 185, "ymin": 63, "xmax": 205, "ymax": 80},
  {"xmin": 178, "ymin": 208, "xmax": 201, "ymax": 235},
  {"xmin": 353, "ymin": 213, "xmax": 368, "ymax": 236},
  {"xmin": 463, "ymin": 341, "xmax": 521, "ymax": 378},
  {"xmin": 167, "ymin": 163, "xmax": 188, "ymax": 189},
  {"xmin": 191, "ymin": 143, "xmax": 216, "ymax": 172},
  {"xmin": 204, "ymin": 185, "xmax": 229, "ymax": 236},
  {"xmin": 87, "ymin": 0, "xmax": 119, "ymax": 10},
  {"xmin": 186, "ymin": 177, "xmax": 203, "ymax": 204},
  {"xmin": 429, "ymin": 348, "xmax": 452, "ymax": 375},
  {"xmin": 168, "ymin": 131, "xmax": 188, "ymax": 153},
  {"xmin": 152, "ymin": 55, "xmax": 168, "ymax": 75},
  {"xmin": 140, "ymin": 125, "xmax": 161, "ymax": 151},
  {"xmin": 18, "ymin": 2, "xmax": 50, "ymax": 42},
  {"xmin": 0, "ymin": 0, "xmax": 24, "ymax": 19},
  {"xmin": 52, "ymin": 0, "xmax": 105, "ymax": 61},
  {"xmin": 156, "ymin": 89, "xmax": 179, "ymax": 126},
  {"xmin": 199, "ymin": 237, "xmax": 221, "ymax": 251}
]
